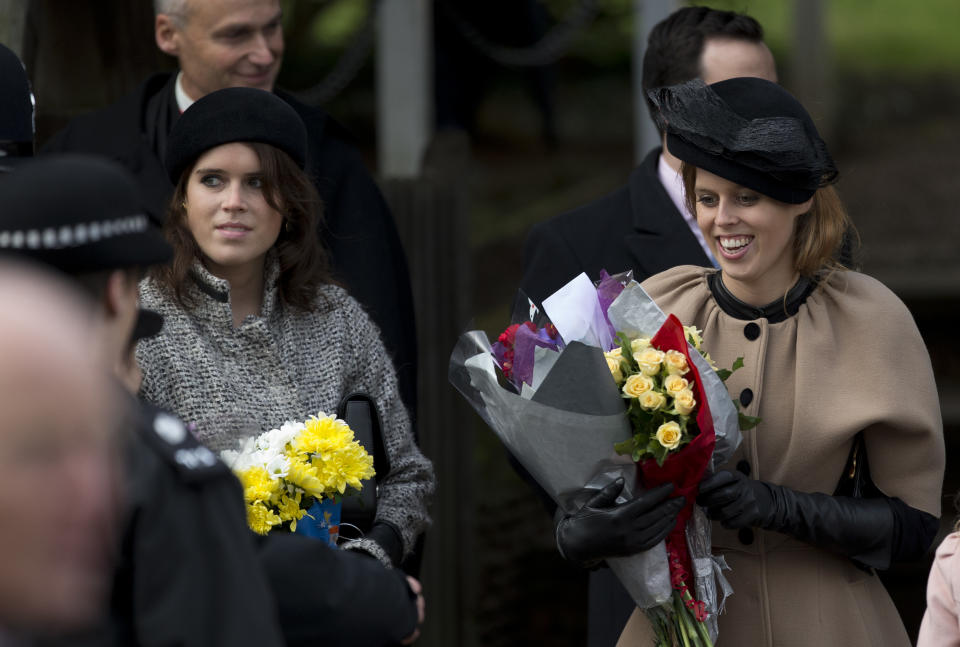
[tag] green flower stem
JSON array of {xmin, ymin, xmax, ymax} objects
[{"xmin": 679, "ymin": 589, "xmax": 714, "ymax": 646}]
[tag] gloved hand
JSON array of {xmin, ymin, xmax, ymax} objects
[
  {"xmin": 696, "ymin": 469, "xmax": 901, "ymax": 569},
  {"xmin": 695, "ymin": 469, "xmax": 776, "ymax": 529},
  {"xmin": 556, "ymin": 478, "xmax": 685, "ymax": 568}
]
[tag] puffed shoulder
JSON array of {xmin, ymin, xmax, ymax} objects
[{"xmin": 640, "ymin": 265, "xmax": 712, "ymax": 296}]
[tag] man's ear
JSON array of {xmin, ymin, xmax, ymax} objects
[
  {"xmin": 156, "ymin": 13, "xmax": 182, "ymax": 57},
  {"xmin": 103, "ymin": 270, "xmax": 135, "ymax": 317}
]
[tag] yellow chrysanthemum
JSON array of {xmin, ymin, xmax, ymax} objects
[
  {"xmin": 238, "ymin": 466, "xmax": 282, "ymax": 505},
  {"xmin": 277, "ymin": 491, "xmax": 307, "ymax": 531},
  {"xmin": 247, "ymin": 500, "xmax": 282, "ymax": 535},
  {"xmin": 286, "ymin": 459, "xmax": 327, "ymax": 500},
  {"xmin": 291, "ymin": 413, "xmax": 355, "ymax": 457},
  {"xmin": 311, "ymin": 442, "xmax": 376, "ymax": 494}
]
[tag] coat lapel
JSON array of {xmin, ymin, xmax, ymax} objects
[{"xmin": 623, "ymin": 150, "xmax": 712, "ymax": 280}]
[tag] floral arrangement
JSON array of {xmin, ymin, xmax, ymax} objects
[
  {"xmin": 220, "ymin": 412, "xmax": 376, "ymax": 536},
  {"xmin": 450, "ymin": 270, "xmax": 748, "ymax": 646},
  {"xmin": 603, "ymin": 316, "xmax": 756, "ymax": 646}
]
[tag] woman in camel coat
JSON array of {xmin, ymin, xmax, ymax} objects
[{"xmin": 616, "ymin": 77, "xmax": 944, "ymax": 646}]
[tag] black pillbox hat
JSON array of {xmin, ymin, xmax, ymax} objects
[
  {"xmin": 165, "ymin": 87, "xmax": 308, "ymax": 183},
  {"xmin": 0, "ymin": 154, "xmax": 172, "ymax": 273},
  {"xmin": 652, "ymin": 77, "xmax": 837, "ymax": 204}
]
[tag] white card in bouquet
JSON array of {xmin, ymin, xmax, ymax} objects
[{"xmin": 542, "ymin": 272, "xmax": 614, "ymax": 351}]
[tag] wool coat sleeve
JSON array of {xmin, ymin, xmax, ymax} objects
[{"xmin": 333, "ymin": 294, "xmax": 435, "ymax": 564}]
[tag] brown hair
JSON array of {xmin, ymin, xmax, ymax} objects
[
  {"xmin": 681, "ymin": 162, "xmax": 857, "ymax": 279},
  {"xmin": 152, "ymin": 142, "xmax": 334, "ymax": 311}
]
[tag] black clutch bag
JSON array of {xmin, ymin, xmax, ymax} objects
[
  {"xmin": 337, "ymin": 392, "xmax": 390, "ymax": 533},
  {"xmin": 833, "ymin": 431, "xmax": 882, "ymax": 498}
]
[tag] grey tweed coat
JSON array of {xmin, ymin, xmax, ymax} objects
[{"xmin": 136, "ymin": 259, "xmax": 434, "ymax": 565}]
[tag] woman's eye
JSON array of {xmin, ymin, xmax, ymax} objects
[
  {"xmin": 696, "ymin": 194, "xmax": 717, "ymax": 207},
  {"xmin": 246, "ymin": 177, "xmax": 264, "ymax": 189},
  {"xmin": 200, "ymin": 175, "xmax": 222, "ymax": 188},
  {"xmin": 737, "ymin": 194, "xmax": 758, "ymax": 206}
]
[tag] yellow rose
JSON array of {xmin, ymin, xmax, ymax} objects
[
  {"xmin": 634, "ymin": 348, "xmax": 665, "ymax": 376},
  {"xmin": 663, "ymin": 373, "xmax": 689, "ymax": 396},
  {"xmin": 606, "ymin": 356, "xmax": 624, "ymax": 384},
  {"xmin": 606, "ymin": 347, "xmax": 622, "ymax": 358},
  {"xmin": 622, "ymin": 374, "xmax": 654, "ymax": 398},
  {"xmin": 656, "ymin": 421, "xmax": 682, "ymax": 450},
  {"xmin": 683, "ymin": 325, "xmax": 703, "ymax": 350},
  {"xmin": 630, "ymin": 337, "xmax": 651, "ymax": 353},
  {"xmin": 674, "ymin": 389, "xmax": 696, "ymax": 415},
  {"xmin": 664, "ymin": 350, "xmax": 689, "ymax": 375},
  {"xmin": 638, "ymin": 390, "xmax": 667, "ymax": 411}
]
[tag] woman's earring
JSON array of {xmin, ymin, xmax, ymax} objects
[{"xmin": 285, "ymin": 220, "xmax": 293, "ymax": 233}]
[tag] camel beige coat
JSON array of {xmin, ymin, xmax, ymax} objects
[{"xmin": 617, "ymin": 266, "xmax": 945, "ymax": 647}]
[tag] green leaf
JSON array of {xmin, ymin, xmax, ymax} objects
[
  {"xmin": 738, "ymin": 411, "xmax": 762, "ymax": 431},
  {"xmin": 715, "ymin": 368, "xmax": 732, "ymax": 382},
  {"xmin": 732, "ymin": 356, "xmax": 745, "ymax": 372}
]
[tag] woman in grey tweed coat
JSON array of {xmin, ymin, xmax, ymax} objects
[{"xmin": 135, "ymin": 87, "xmax": 433, "ymax": 568}]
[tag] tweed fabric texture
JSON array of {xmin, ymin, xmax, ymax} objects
[{"xmin": 136, "ymin": 257, "xmax": 433, "ymax": 561}]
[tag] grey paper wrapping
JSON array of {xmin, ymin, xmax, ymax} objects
[
  {"xmin": 448, "ymin": 279, "xmax": 743, "ymax": 618},
  {"xmin": 449, "ymin": 331, "xmax": 673, "ymax": 607}
]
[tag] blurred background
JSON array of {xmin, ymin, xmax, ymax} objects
[{"xmin": 3, "ymin": 0, "xmax": 959, "ymax": 644}]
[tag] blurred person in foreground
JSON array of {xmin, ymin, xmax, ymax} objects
[
  {"xmin": 514, "ymin": 8, "xmax": 777, "ymax": 646},
  {"xmin": 0, "ymin": 153, "xmax": 424, "ymax": 646},
  {"xmin": 41, "ymin": 0, "xmax": 419, "ymax": 429},
  {"xmin": 0, "ymin": 263, "xmax": 121, "ymax": 643}
]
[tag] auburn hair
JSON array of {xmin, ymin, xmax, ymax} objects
[{"xmin": 152, "ymin": 142, "xmax": 334, "ymax": 311}]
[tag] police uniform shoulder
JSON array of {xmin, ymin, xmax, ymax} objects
[{"xmin": 135, "ymin": 402, "xmax": 230, "ymax": 482}]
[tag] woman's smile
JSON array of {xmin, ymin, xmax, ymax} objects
[{"xmin": 716, "ymin": 235, "xmax": 754, "ymax": 259}]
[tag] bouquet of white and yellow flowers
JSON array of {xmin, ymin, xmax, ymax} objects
[{"xmin": 220, "ymin": 412, "xmax": 376, "ymax": 539}]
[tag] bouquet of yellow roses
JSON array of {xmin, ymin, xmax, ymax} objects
[
  {"xmin": 220, "ymin": 412, "xmax": 376, "ymax": 543},
  {"xmin": 450, "ymin": 271, "xmax": 742, "ymax": 645}
]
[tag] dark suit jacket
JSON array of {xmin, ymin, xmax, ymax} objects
[
  {"xmin": 517, "ymin": 148, "xmax": 712, "ymax": 647},
  {"xmin": 42, "ymin": 74, "xmax": 418, "ymax": 423},
  {"xmin": 520, "ymin": 148, "xmax": 711, "ymax": 306}
]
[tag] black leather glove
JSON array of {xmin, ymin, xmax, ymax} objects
[
  {"xmin": 556, "ymin": 478, "xmax": 685, "ymax": 568},
  {"xmin": 696, "ymin": 469, "xmax": 899, "ymax": 569}
]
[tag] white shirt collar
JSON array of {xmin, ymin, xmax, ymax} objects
[
  {"xmin": 174, "ymin": 71, "xmax": 196, "ymax": 113},
  {"xmin": 657, "ymin": 153, "xmax": 718, "ymax": 267}
]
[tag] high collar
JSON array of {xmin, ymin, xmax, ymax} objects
[
  {"xmin": 187, "ymin": 252, "xmax": 282, "ymax": 326},
  {"xmin": 708, "ymin": 270, "xmax": 816, "ymax": 323}
]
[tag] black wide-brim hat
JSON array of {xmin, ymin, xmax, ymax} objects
[
  {"xmin": 165, "ymin": 87, "xmax": 308, "ymax": 183},
  {"xmin": 0, "ymin": 154, "xmax": 172, "ymax": 273},
  {"xmin": 650, "ymin": 77, "xmax": 838, "ymax": 204}
]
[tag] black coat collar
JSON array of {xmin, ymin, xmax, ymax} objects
[
  {"xmin": 623, "ymin": 149, "xmax": 712, "ymax": 278},
  {"xmin": 708, "ymin": 271, "xmax": 817, "ymax": 323}
]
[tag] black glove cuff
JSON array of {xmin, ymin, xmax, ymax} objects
[{"xmin": 368, "ymin": 521, "xmax": 404, "ymax": 567}]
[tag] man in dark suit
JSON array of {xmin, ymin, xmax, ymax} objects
[
  {"xmin": 518, "ymin": 8, "xmax": 777, "ymax": 646},
  {"xmin": 520, "ymin": 6, "xmax": 775, "ymax": 304},
  {"xmin": 41, "ymin": 0, "xmax": 419, "ymax": 425}
]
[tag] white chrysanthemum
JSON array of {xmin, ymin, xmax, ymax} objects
[
  {"xmin": 256, "ymin": 421, "xmax": 304, "ymax": 453},
  {"xmin": 221, "ymin": 436, "xmax": 258, "ymax": 470},
  {"xmin": 264, "ymin": 453, "xmax": 291, "ymax": 478}
]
